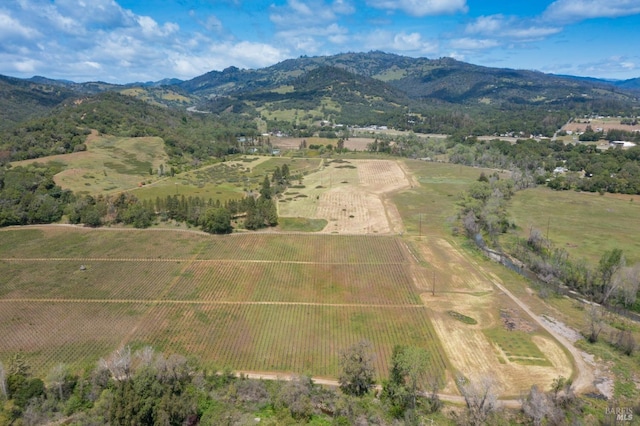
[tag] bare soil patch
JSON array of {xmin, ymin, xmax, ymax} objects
[
  {"xmin": 279, "ymin": 159, "xmax": 410, "ymax": 234},
  {"xmin": 414, "ymin": 236, "xmax": 574, "ymax": 397},
  {"xmin": 316, "ymin": 187, "xmax": 390, "ymax": 234},
  {"xmin": 270, "ymin": 137, "xmax": 374, "ymax": 151},
  {"xmin": 343, "ymin": 137, "xmax": 374, "ymax": 151},
  {"xmin": 562, "ymin": 119, "xmax": 640, "ymax": 133}
]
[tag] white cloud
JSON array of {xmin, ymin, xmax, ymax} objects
[
  {"xmin": 0, "ymin": 11, "xmax": 39, "ymax": 40},
  {"xmin": 448, "ymin": 52, "xmax": 465, "ymax": 61},
  {"xmin": 83, "ymin": 61, "xmax": 102, "ymax": 70},
  {"xmin": 544, "ymin": 0, "xmax": 640, "ymax": 22},
  {"xmin": 167, "ymin": 40, "xmax": 290, "ymax": 79},
  {"xmin": 366, "ymin": 0, "xmax": 468, "ymax": 16},
  {"xmin": 540, "ymin": 55, "xmax": 639, "ymax": 78},
  {"xmin": 277, "ymin": 23, "xmax": 348, "ymax": 40},
  {"xmin": 275, "ymin": 22, "xmax": 349, "ymax": 53},
  {"xmin": 270, "ymin": 0, "xmax": 354, "ymax": 27},
  {"xmin": 16, "ymin": 0, "xmax": 137, "ymax": 34},
  {"xmin": 449, "ymin": 38, "xmax": 499, "ymax": 50},
  {"xmin": 333, "ymin": 0, "xmax": 356, "ymax": 14},
  {"xmin": 204, "ymin": 15, "xmax": 224, "ymax": 33},
  {"xmin": 137, "ymin": 16, "xmax": 179, "ymax": 38},
  {"xmin": 361, "ymin": 30, "xmax": 438, "ymax": 54},
  {"xmin": 14, "ymin": 58, "xmax": 40, "ymax": 73},
  {"xmin": 465, "ymin": 15, "xmax": 561, "ymax": 41}
]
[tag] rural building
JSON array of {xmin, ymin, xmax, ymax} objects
[{"xmin": 609, "ymin": 140, "xmax": 637, "ymax": 148}]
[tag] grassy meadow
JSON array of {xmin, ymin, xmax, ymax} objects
[
  {"xmin": 13, "ymin": 134, "xmax": 169, "ymax": 196},
  {"xmin": 505, "ymin": 187, "xmax": 640, "ymax": 264},
  {"xmin": 393, "ymin": 160, "xmax": 509, "ymax": 236}
]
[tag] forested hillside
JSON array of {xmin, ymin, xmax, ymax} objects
[
  {"xmin": 0, "ymin": 75, "xmax": 77, "ymax": 131},
  {"xmin": 3, "ymin": 51, "xmax": 639, "ymax": 147},
  {"xmin": 0, "ymin": 92, "xmax": 259, "ymax": 162}
]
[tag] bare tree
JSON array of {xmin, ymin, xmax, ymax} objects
[
  {"xmin": 522, "ymin": 385, "xmax": 553, "ymax": 426},
  {"xmin": 586, "ymin": 304, "xmax": 605, "ymax": 343},
  {"xmin": 99, "ymin": 346, "xmax": 132, "ymax": 380},
  {"xmin": 462, "ymin": 211, "xmax": 480, "ymax": 239},
  {"xmin": 457, "ymin": 375, "xmax": 498, "ymax": 426},
  {"xmin": 615, "ymin": 324, "xmax": 636, "ymax": 356},
  {"xmin": 134, "ymin": 345, "xmax": 155, "ymax": 368},
  {"xmin": 46, "ymin": 363, "xmax": 68, "ymax": 400},
  {"xmin": 277, "ymin": 375, "xmax": 314, "ymax": 419},
  {"xmin": 154, "ymin": 353, "xmax": 190, "ymax": 383},
  {"xmin": 614, "ymin": 264, "xmax": 640, "ymax": 308},
  {"xmin": 599, "ymin": 249, "xmax": 625, "ymax": 305}
]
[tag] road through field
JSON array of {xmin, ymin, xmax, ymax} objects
[
  {"xmin": 431, "ymin": 237, "xmax": 595, "ymax": 396},
  {"xmin": 235, "ymin": 371, "xmax": 522, "ymax": 409},
  {"xmin": 465, "ymin": 255, "xmax": 595, "ymax": 394}
]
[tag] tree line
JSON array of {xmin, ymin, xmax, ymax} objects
[
  {"xmin": 0, "ymin": 162, "xmax": 282, "ymax": 233},
  {"xmin": 367, "ymin": 131, "xmax": 640, "ymax": 195},
  {"xmin": 0, "ymin": 341, "xmax": 590, "ymax": 425}
]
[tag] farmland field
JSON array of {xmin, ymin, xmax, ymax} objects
[
  {"xmin": 0, "ymin": 227, "xmax": 446, "ymax": 382},
  {"xmin": 504, "ymin": 186, "xmax": 640, "ymax": 264},
  {"xmin": 0, "ymin": 158, "xmax": 589, "ymax": 399},
  {"xmin": 386, "ymin": 160, "xmax": 577, "ymax": 396},
  {"xmin": 278, "ymin": 158, "xmax": 409, "ymax": 233}
]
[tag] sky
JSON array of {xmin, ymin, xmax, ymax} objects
[{"xmin": 1, "ymin": 0, "xmax": 640, "ymax": 84}]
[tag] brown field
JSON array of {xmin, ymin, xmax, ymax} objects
[
  {"xmin": 562, "ymin": 118, "xmax": 640, "ymax": 133},
  {"xmin": 1, "ymin": 158, "xmax": 592, "ymax": 400},
  {"xmin": 271, "ymin": 137, "xmax": 373, "ymax": 151},
  {"xmin": 278, "ymin": 159, "xmax": 580, "ymax": 396},
  {"xmin": 278, "ymin": 159, "xmax": 409, "ymax": 234}
]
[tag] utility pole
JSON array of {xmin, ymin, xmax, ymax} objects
[
  {"xmin": 432, "ymin": 270, "xmax": 435, "ymax": 296},
  {"xmin": 546, "ymin": 217, "xmax": 550, "ymax": 241}
]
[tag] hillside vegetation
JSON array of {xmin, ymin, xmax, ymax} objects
[{"xmin": 2, "ymin": 51, "xmax": 639, "ymax": 163}]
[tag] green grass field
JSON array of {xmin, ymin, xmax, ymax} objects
[
  {"xmin": 505, "ymin": 187, "xmax": 640, "ymax": 264},
  {"xmin": 0, "ymin": 227, "xmax": 447, "ymax": 380},
  {"xmin": 13, "ymin": 135, "xmax": 169, "ymax": 196},
  {"xmin": 278, "ymin": 217, "xmax": 328, "ymax": 232},
  {"xmin": 394, "ymin": 160, "xmax": 508, "ymax": 236}
]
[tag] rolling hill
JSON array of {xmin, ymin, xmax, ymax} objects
[{"xmin": 1, "ymin": 51, "xmax": 639, "ymax": 162}]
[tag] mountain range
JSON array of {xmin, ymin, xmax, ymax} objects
[{"xmin": 1, "ymin": 51, "xmax": 639, "ymax": 160}]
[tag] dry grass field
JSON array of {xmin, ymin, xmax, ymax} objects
[
  {"xmin": 410, "ymin": 236, "xmax": 573, "ymax": 397},
  {"xmin": 278, "ymin": 159, "xmax": 409, "ymax": 233},
  {"xmin": 13, "ymin": 132, "xmax": 169, "ymax": 195},
  {"xmin": 562, "ymin": 118, "xmax": 640, "ymax": 133},
  {"xmin": 271, "ymin": 137, "xmax": 374, "ymax": 151}
]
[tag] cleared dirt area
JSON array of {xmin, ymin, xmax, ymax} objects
[
  {"xmin": 412, "ymin": 236, "xmax": 576, "ymax": 397},
  {"xmin": 562, "ymin": 118, "xmax": 640, "ymax": 133},
  {"xmin": 279, "ymin": 159, "xmax": 410, "ymax": 234},
  {"xmin": 270, "ymin": 137, "xmax": 374, "ymax": 151}
]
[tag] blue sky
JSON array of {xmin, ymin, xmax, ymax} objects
[{"xmin": 1, "ymin": 0, "xmax": 639, "ymax": 83}]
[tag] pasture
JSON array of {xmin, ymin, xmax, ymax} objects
[
  {"xmin": 12, "ymin": 132, "xmax": 169, "ymax": 196},
  {"xmin": 130, "ymin": 156, "xmax": 321, "ymax": 202},
  {"xmin": 505, "ymin": 187, "xmax": 640, "ymax": 264}
]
